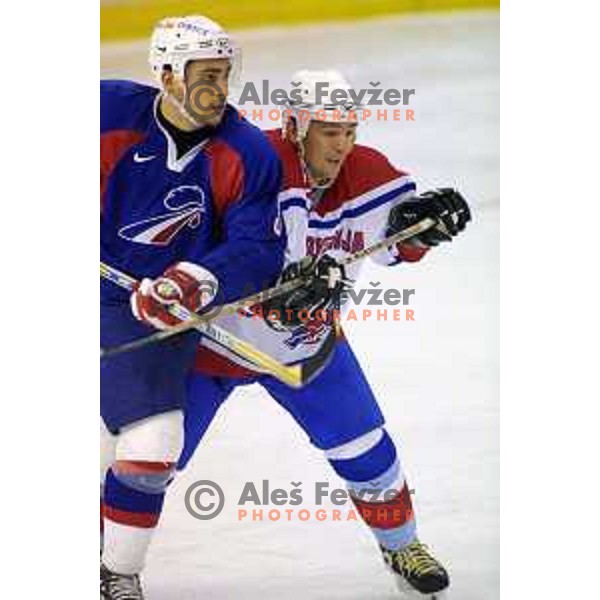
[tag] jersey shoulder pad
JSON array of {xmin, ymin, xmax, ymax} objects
[
  {"xmin": 314, "ymin": 145, "xmax": 414, "ymax": 216},
  {"xmin": 209, "ymin": 110, "xmax": 282, "ymax": 205},
  {"xmin": 218, "ymin": 109, "xmax": 280, "ymax": 171},
  {"xmin": 336, "ymin": 144, "xmax": 413, "ymax": 197},
  {"xmin": 100, "ymin": 79, "xmax": 158, "ymax": 134},
  {"xmin": 343, "ymin": 144, "xmax": 410, "ymax": 189}
]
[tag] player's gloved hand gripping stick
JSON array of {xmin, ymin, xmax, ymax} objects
[
  {"xmin": 260, "ymin": 254, "xmax": 350, "ymax": 331},
  {"xmin": 100, "ymin": 216, "xmax": 439, "ymax": 362},
  {"xmin": 386, "ymin": 188, "xmax": 470, "ymax": 245}
]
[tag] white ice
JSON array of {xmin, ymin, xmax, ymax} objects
[{"xmin": 102, "ymin": 11, "xmax": 499, "ymax": 599}]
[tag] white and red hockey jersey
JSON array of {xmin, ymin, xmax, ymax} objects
[{"xmin": 194, "ymin": 128, "xmax": 427, "ymax": 378}]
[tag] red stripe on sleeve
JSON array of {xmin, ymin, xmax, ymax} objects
[
  {"xmin": 206, "ymin": 139, "xmax": 244, "ymax": 222},
  {"xmin": 100, "ymin": 129, "xmax": 146, "ymax": 212}
]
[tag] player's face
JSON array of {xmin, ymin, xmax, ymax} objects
[
  {"xmin": 165, "ymin": 58, "xmax": 231, "ymax": 127},
  {"xmin": 184, "ymin": 58, "xmax": 230, "ymax": 126},
  {"xmin": 303, "ymin": 122, "xmax": 357, "ymax": 186}
]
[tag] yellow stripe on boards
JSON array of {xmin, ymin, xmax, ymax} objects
[{"xmin": 101, "ymin": 0, "xmax": 500, "ymax": 42}]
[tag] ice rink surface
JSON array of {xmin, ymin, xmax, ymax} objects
[{"xmin": 102, "ymin": 11, "xmax": 499, "ymax": 599}]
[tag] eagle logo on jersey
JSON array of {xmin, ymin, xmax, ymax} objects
[
  {"xmin": 284, "ymin": 320, "xmax": 329, "ymax": 349},
  {"xmin": 118, "ymin": 185, "xmax": 206, "ymax": 246}
]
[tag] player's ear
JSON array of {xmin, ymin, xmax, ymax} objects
[{"xmin": 160, "ymin": 67, "xmax": 174, "ymax": 92}]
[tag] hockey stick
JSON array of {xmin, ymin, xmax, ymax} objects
[
  {"xmin": 100, "ymin": 261, "xmax": 310, "ymax": 358},
  {"xmin": 100, "ymin": 264, "xmax": 337, "ymax": 388},
  {"xmin": 340, "ymin": 217, "xmax": 436, "ymax": 267},
  {"xmin": 100, "ymin": 217, "xmax": 436, "ymax": 358}
]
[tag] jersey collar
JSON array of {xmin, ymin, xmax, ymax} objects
[{"xmin": 153, "ymin": 94, "xmax": 210, "ymax": 173}]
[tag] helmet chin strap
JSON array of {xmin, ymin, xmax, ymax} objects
[
  {"xmin": 300, "ymin": 139, "xmax": 334, "ymax": 191},
  {"xmin": 286, "ymin": 117, "xmax": 336, "ymax": 192},
  {"xmin": 162, "ymin": 84, "xmax": 202, "ymax": 130},
  {"xmin": 307, "ymin": 165, "xmax": 334, "ymax": 190}
]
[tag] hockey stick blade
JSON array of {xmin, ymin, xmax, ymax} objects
[{"xmin": 298, "ymin": 322, "xmax": 339, "ymax": 385}]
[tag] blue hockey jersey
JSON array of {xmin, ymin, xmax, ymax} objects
[{"xmin": 100, "ymin": 80, "xmax": 284, "ymax": 306}]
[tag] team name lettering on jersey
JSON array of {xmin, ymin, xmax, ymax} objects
[{"xmin": 306, "ymin": 228, "xmax": 365, "ymax": 257}]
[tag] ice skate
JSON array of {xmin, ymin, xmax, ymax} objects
[
  {"xmin": 100, "ymin": 563, "xmax": 145, "ymax": 600},
  {"xmin": 381, "ymin": 539, "xmax": 450, "ymax": 599}
]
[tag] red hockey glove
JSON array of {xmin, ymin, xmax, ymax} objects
[{"xmin": 130, "ymin": 262, "xmax": 219, "ymax": 330}]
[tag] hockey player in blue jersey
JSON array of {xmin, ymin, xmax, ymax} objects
[
  {"xmin": 100, "ymin": 16, "xmax": 285, "ymax": 599},
  {"xmin": 181, "ymin": 71, "xmax": 471, "ymax": 598}
]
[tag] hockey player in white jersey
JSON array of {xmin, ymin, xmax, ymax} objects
[{"xmin": 181, "ymin": 70, "xmax": 471, "ymax": 598}]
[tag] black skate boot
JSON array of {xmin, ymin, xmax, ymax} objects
[
  {"xmin": 381, "ymin": 539, "xmax": 450, "ymax": 598},
  {"xmin": 100, "ymin": 563, "xmax": 145, "ymax": 599}
]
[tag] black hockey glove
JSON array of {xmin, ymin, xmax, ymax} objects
[
  {"xmin": 262, "ymin": 255, "xmax": 349, "ymax": 331},
  {"xmin": 387, "ymin": 188, "xmax": 471, "ymax": 247}
]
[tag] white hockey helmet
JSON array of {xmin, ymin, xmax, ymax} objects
[
  {"xmin": 283, "ymin": 69, "xmax": 361, "ymax": 140},
  {"xmin": 148, "ymin": 16, "xmax": 239, "ymax": 84}
]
